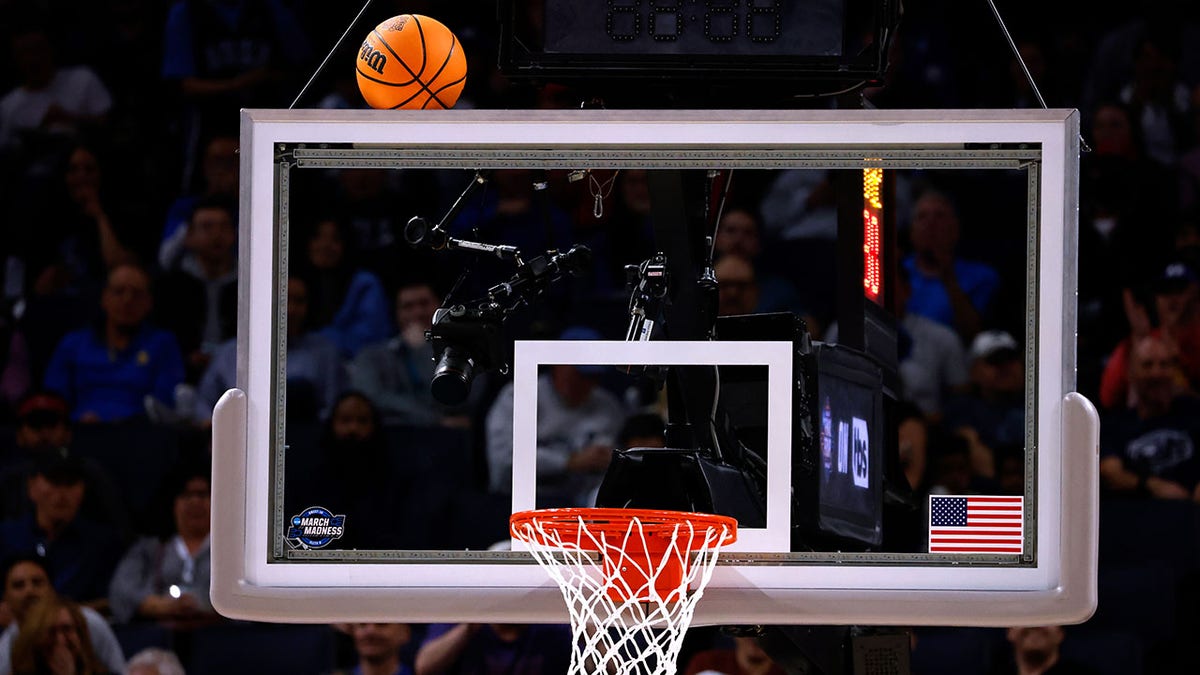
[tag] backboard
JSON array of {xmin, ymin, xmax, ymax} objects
[{"xmin": 212, "ymin": 109, "xmax": 1097, "ymax": 626}]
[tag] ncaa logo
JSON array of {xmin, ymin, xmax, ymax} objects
[{"xmin": 286, "ymin": 506, "xmax": 346, "ymax": 549}]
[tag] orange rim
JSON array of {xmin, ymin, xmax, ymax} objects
[{"xmin": 509, "ymin": 507, "xmax": 738, "ymax": 549}]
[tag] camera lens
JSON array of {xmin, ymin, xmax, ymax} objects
[{"xmin": 431, "ymin": 347, "xmax": 474, "ymax": 405}]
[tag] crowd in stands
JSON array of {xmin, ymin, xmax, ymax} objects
[{"xmin": 1, "ymin": 1, "xmax": 1199, "ymax": 673}]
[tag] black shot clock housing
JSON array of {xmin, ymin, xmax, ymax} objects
[{"xmin": 497, "ymin": 0, "xmax": 899, "ymax": 101}]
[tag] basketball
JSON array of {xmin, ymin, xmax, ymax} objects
[{"xmin": 355, "ymin": 14, "xmax": 467, "ymax": 110}]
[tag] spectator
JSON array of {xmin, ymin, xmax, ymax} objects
[
  {"xmin": 895, "ymin": 401, "xmax": 931, "ymax": 493},
  {"xmin": 196, "ymin": 276, "xmax": 344, "ymax": 421},
  {"xmin": 1100, "ymin": 334, "xmax": 1200, "ymax": 500},
  {"xmin": 486, "ymin": 327, "xmax": 626, "ymax": 507},
  {"xmin": 321, "ymin": 168, "xmax": 440, "ymax": 287},
  {"xmin": 445, "ymin": 169, "xmax": 576, "ymax": 306},
  {"xmin": 9, "ymin": 595, "xmax": 113, "ymax": 675},
  {"xmin": 1077, "ymin": 101, "xmax": 1178, "ymax": 397},
  {"xmin": 0, "ymin": 555, "xmax": 125, "ymax": 675},
  {"xmin": 926, "ymin": 430, "xmax": 998, "ymax": 497},
  {"xmin": 331, "ymin": 624, "xmax": 414, "ymax": 675},
  {"xmin": 758, "ymin": 170, "xmax": 838, "ymax": 241},
  {"xmin": 1117, "ymin": 35, "xmax": 1193, "ymax": 165},
  {"xmin": 286, "ymin": 392, "xmax": 437, "ymax": 549},
  {"xmin": 161, "ymin": 0, "xmax": 310, "ymax": 185},
  {"xmin": 0, "ymin": 392, "xmax": 131, "ymax": 541},
  {"xmin": 352, "ymin": 281, "xmax": 470, "ymax": 427},
  {"xmin": 943, "ymin": 330, "xmax": 1026, "ymax": 478},
  {"xmin": 0, "ymin": 450, "xmax": 123, "ymax": 608},
  {"xmin": 414, "ymin": 623, "xmax": 571, "ymax": 675},
  {"xmin": 153, "ymin": 196, "xmax": 238, "ymax": 384},
  {"xmin": 991, "ymin": 625, "xmax": 1099, "ymax": 675},
  {"xmin": 713, "ymin": 207, "xmax": 805, "ymax": 316},
  {"xmin": 126, "ymin": 647, "xmax": 186, "ymax": 675},
  {"xmin": 43, "ymin": 262, "xmax": 185, "ymax": 423},
  {"xmin": 158, "ymin": 134, "xmax": 239, "ymax": 271},
  {"xmin": 902, "ymin": 190, "xmax": 1000, "ymax": 340},
  {"xmin": 0, "ymin": 22, "xmax": 112, "ymax": 153},
  {"xmin": 299, "ymin": 218, "xmax": 391, "ymax": 359},
  {"xmin": 566, "ymin": 168, "xmax": 656, "ymax": 298},
  {"xmin": 20, "ymin": 144, "xmax": 139, "ymax": 307},
  {"xmin": 1100, "ymin": 259, "xmax": 1200, "ymax": 408},
  {"xmin": 714, "ymin": 255, "xmax": 758, "ymax": 317},
  {"xmin": 684, "ymin": 636, "xmax": 785, "ymax": 675},
  {"xmin": 108, "ymin": 459, "xmax": 215, "ymax": 626}
]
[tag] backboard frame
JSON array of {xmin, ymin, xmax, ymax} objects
[{"xmin": 212, "ymin": 109, "xmax": 1097, "ymax": 626}]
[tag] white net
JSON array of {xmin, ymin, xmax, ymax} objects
[{"xmin": 510, "ymin": 509, "xmax": 735, "ymax": 675}]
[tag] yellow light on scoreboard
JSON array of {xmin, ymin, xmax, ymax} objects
[{"xmin": 863, "ymin": 167, "xmax": 883, "ymax": 303}]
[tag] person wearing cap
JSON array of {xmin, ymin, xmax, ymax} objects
[
  {"xmin": 1100, "ymin": 334, "xmax": 1200, "ymax": 501},
  {"xmin": 1099, "ymin": 259, "xmax": 1200, "ymax": 409},
  {"xmin": 10, "ymin": 392, "xmax": 72, "ymax": 457},
  {"xmin": 0, "ymin": 448, "xmax": 123, "ymax": 609},
  {"xmin": 943, "ymin": 330, "xmax": 1026, "ymax": 482},
  {"xmin": 0, "ymin": 392, "xmax": 130, "ymax": 539},
  {"xmin": 0, "ymin": 554, "xmax": 126, "ymax": 675},
  {"xmin": 42, "ymin": 262, "xmax": 186, "ymax": 423},
  {"xmin": 485, "ymin": 326, "xmax": 626, "ymax": 507}
]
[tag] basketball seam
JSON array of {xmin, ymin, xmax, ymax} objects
[
  {"xmin": 356, "ymin": 65, "xmax": 416, "ymax": 88},
  {"xmin": 427, "ymin": 73, "xmax": 467, "ymax": 109},
  {"xmin": 410, "ymin": 15, "xmax": 429, "ymax": 77},
  {"xmin": 370, "ymin": 29, "xmax": 420, "ymax": 86},
  {"xmin": 422, "ymin": 34, "xmax": 461, "ymax": 109}
]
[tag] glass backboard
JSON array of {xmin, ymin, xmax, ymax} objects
[{"xmin": 211, "ymin": 109, "xmax": 1097, "ymax": 626}]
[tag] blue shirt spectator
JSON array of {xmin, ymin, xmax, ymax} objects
[
  {"xmin": 300, "ymin": 218, "xmax": 392, "ymax": 359},
  {"xmin": 43, "ymin": 264, "xmax": 185, "ymax": 422},
  {"xmin": 903, "ymin": 256, "xmax": 1000, "ymax": 332},
  {"xmin": 161, "ymin": 0, "xmax": 310, "ymax": 82},
  {"xmin": 902, "ymin": 191, "xmax": 1000, "ymax": 338}
]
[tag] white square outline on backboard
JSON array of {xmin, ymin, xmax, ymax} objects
[{"xmin": 509, "ymin": 340, "xmax": 793, "ymax": 553}]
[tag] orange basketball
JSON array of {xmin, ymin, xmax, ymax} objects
[{"xmin": 356, "ymin": 14, "xmax": 467, "ymax": 110}]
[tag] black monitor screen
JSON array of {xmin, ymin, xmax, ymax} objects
[{"xmin": 814, "ymin": 343, "xmax": 883, "ymax": 546}]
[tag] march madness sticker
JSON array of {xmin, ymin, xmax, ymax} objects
[{"xmin": 286, "ymin": 506, "xmax": 346, "ymax": 549}]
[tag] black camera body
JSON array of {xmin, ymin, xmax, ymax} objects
[
  {"xmin": 425, "ymin": 245, "xmax": 593, "ymax": 405},
  {"xmin": 426, "ymin": 305, "xmax": 507, "ymax": 406}
]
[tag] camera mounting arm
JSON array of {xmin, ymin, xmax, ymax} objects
[
  {"xmin": 404, "ymin": 170, "xmax": 523, "ymax": 263},
  {"xmin": 424, "ymin": 245, "xmax": 593, "ymax": 405}
]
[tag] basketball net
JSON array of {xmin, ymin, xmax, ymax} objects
[{"xmin": 510, "ymin": 508, "xmax": 737, "ymax": 675}]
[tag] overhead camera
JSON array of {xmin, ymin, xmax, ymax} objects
[
  {"xmin": 422, "ymin": 245, "xmax": 593, "ymax": 405},
  {"xmin": 426, "ymin": 304, "xmax": 506, "ymax": 406}
]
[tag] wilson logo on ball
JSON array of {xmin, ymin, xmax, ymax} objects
[{"xmin": 359, "ymin": 42, "xmax": 387, "ymax": 75}]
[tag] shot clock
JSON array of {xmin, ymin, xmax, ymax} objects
[
  {"xmin": 543, "ymin": 0, "xmax": 839, "ymax": 55},
  {"xmin": 498, "ymin": 0, "xmax": 897, "ymax": 90}
]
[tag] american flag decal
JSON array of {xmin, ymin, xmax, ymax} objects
[{"xmin": 929, "ymin": 495, "xmax": 1024, "ymax": 554}]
